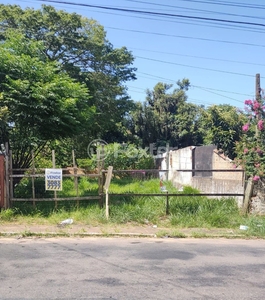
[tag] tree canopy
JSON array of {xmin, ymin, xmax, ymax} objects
[
  {"xmin": 0, "ymin": 32, "xmax": 91, "ymax": 168},
  {"xmin": 0, "ymin": 4, "xmax": 137, "ymax": 167},
  {"xmin": 129, "ymin": 79, "xmax": 203, "ymax": 149},
  {"xmin": 201, "ymin": 104, "xmax": 246, "ymax": 159},
  {"xmin": 0, "ymin": 3, "xmax": 255, "ymax": 174},
  {"xmin": 0, "ymin": 4, "xmax": 136, "ymax": 146}
]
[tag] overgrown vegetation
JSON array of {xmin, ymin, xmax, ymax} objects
[{"xmin": 1, "ymin": 178, "xmax": 265, "ymax": 238}]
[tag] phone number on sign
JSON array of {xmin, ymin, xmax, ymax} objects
[{"xmin": 46, "ymin": 180, "xmax": 62, "ymax": 190}]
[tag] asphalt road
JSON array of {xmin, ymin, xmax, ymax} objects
[{"xmin": 0, "ymin": 237, "xmax": 265, "ymax": 300}]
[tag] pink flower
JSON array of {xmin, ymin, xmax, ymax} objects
[
  {"xmin": 253, "ymin": 100, "xmax": 260, "ymax": 110},
  {"xmin": 244, "ymin": 148, "xmax": 248, "ymax": 154},
  {"xmin": 253, "ymin": 175, "xmax": 260, "ymax": 181},
  {"xmin": 258, "ymin": 120, "xmax": 264, "ymax": 131},
  {"xmin": 256, "ymin": 148, "xmax": 263, "ymax": 155},
  {"xmin": 242, "ymin": 124, "xmax": 249, "ymax": 132},
  {"xmin": 244, "ymin": 99, "xmax": 253, "ymax": 105},
  {"xmin": 255, "ymin": 163, "xmax": 260, "ymax": 168}
]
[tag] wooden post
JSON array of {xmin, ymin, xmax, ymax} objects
[
  {"xmin": 105, "ymin": 188, "xmax": 109, "ymax": 219},
  {"xmin": 242, "ymin": 177, "xmax": 254, "ymax": 215},
  {"xmin": 52, "ymin": 150, "xmax": 57, "ymax": 209},
  {"xmin": 72, "ymin": 150, "xmax": 79, "ymax": 207},
  {"xmin": 166, "ymin": 143, "xmax": 169, "ymax": 181},
  {"xmin": 104, "ymin": 166, "xmax": 113, "ymax": 219},
  {"xmin": 101, "ymin": 171, "xmax": 106, "ymax": 208}
]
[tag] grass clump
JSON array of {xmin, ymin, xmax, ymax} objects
[
  {"xmin": 3, "ymin": 177, "xmax": 265, "ymax": 238},
  {"xmin": 169, "ymin": 196, "xmax": 241, "ymax": 228},
  {"xmin": 0, "ymin": 208, "xmax": 17, "ymax": 222}
]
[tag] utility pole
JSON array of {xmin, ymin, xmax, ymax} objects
[
  {"xmin": 256, "ymin": 73, "xmax": 261, "ymax": 103},
  {"xmin": 255, "ymin": 74, "xmax": 261, "ymax": 138},
  {"xmin": 243, "ymin": 74, "xmax": 261, "ymax": 214}
]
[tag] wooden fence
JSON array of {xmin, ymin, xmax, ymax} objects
[
  {"xmin": 1, "ymin": 149, "xmax": 246, "ymax": 211},
  {"xmin": 5, "ymin": 149, "xmax": 104, "ymax": 209}
]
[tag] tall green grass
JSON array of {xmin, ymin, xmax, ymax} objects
[
  {"xmin": 169, "ymin": 196, "xmax": 241, "ymax": 228},
  {"xmin": 1, "ymin": 177, "xmax": 265, "ymax": 237}
]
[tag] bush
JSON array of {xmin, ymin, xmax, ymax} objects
[{"xmin": 79, "ymin": 142, "xmax": 155, "ymax": 171}]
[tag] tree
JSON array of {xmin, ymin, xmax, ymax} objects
[
  {"xmin": 78, "ymin": 142, "xmax": 155, "ymax": 171},
  {"xmin": 129, "ymin": 79, "xmax": 203, "ymax": 149},
  {"xmin": 0, "ymin": 4, "xmax": 136, "ymax": 147},
  {"xmin": 0, "ymin": 32, "xmax": 91, "ymax": 168},
  {"xmin": 235, "ymin": 98, "xmax": 265, "ymax": 180},
  {"xmin": 201, "ymin": 104, "xmax": 246, "ymax": 159}
]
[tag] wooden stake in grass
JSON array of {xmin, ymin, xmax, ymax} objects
[{"xmin": 104, "ymin": 166, "xmax": 113, "ymax": 220}]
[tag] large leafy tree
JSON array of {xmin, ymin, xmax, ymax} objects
[
  {"xmin": 201, "ymin": 104, "xmax": 246, "ymax": 159},
  {"xmin": 129, "ymin": 79, "xmax": 203, "ymax": 149},
  {"xmin": 0, "ymin": 4, "xmax": 136, "ymax": 150},
  {"xmin": 0, "ymin": 32, "xmax": 91, "ymax": 168}
]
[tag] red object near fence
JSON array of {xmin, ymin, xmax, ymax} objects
[{"xmin": 0, "ymin": 155, "xmax": 5, "ymax": 208}]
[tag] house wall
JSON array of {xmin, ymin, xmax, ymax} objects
[
  {"xmin": 191, "ymin": 148, "xmax": 244, "ymax": 208},
  {"xmin": 212, "ymin": 150, "xmax": 243, "ymax": 181},
  {"xmin": 158, "ymin": 145, "xmax": 245, "ymax": 208},
  {"xmin": 191, "ymin": 177, "xmax": 244, "ymax": 207},
  {"xmin": 169, "ymin": 147, "xmax": 194, "ymax": 187}
]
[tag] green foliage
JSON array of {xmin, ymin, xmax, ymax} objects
[
  {"xmin": 109, "ymin": 196, "xmax": 165, "ymax": 224},
  {"xmin": 76, "ymin": 158, "xmax": 96, "ymax": 173},
  {"xmin": 14, "ymin": 177, "xmax": 98, "ymax": 199},
  {"xmin": 235, "ymin": 99, "xmax": 265, "ymax": 179},
  {"xmin": 242, "ymin": 216, "xmax": 265, "ymax": 237},
  {"xmin": 201, "ymin": 104, "xmax": 246, "ymax": 159},
  {"xmin": 169, "ymin": 197, "xmax": 241, "ymax": 228},
  {"xmin": 14, "ymin": 177, "xmax": 54, "ymax": 199},
  {"xmin": 0, "ymin": 31, "xmax": 91, "ymax": 168},
  {"xmin": 0, "ymin": 208, "xmax": 16, "ymax": 221},
  {"xmin": 85, "ymin": 142, "xmax": 156, "ymax": 170},
  {"xmin": 129, "ymin": 79, "xmax": 203, "ymax": 148},
  {"xmin": 5, "ymin": 177, "xmax": 265, "ymax": 237},
  {"xmin": 0, "ymin": 4, "xmax": 137, "ymax": 147},
  {"xmin": 110, "ymin": 178, "xmax": 162, "ymax": 193},
  {"xmin": 182, "ymin": 185, "xmax": 201, "ymax": 194}
]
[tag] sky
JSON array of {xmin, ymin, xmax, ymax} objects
[{"xmin": 2, "ymin": 0, "xmax": 265, "ymax": 109}]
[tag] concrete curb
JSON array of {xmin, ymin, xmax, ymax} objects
[
  {"xmin": 0, "ymin": 231, "xmax": 158, "ymax": 238},
  {"xmin": 0, "ymin": 230, "xmax": 249, "ymax": 239}
]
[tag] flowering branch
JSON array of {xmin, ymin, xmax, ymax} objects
[{"xmin": 236, "ymin": 97, "xmax": 265, "ymax": 181}]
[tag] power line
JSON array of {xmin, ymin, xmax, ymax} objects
[
  {"xmin": 192, "ymin": 85, "xmax": 253, "ymax": 97},
  {"xmin": 107, "ymin": 26, "xmax": 265, "ymax": 49},
  {"xmin": 124, "ymin": 0, "xmax": 265, "ymax": 21},
  {"xmin": 135, "ymin": 56, "xmax": 254, "ymax": 78},
  {"xmin": 2, "ymin": 1, "xmax": 259, "ymax": 106},
  {"xmin": 178, "ymin": 0, "xmax": 265, "ymax": 10},
  {"xmin": 0, "ymin": 21, "xmax": 257, "ymax": 81},
  {"xmin": 120, "ymin": 46, "xmax": 265, "ymax": 67},
  {"xmin": 192, "ymin": 86, "xmax": 247, "ymax": 103},
  {"xmin": 135, "ymin": 72, "xmax": 252, "ymax": 100},
  {"xmin": 36, "ymin": 0, "xmax": 265, "ymax": 28},
  {"xmin": 13, "ymin": 1, "xmax": 265, "ymax": 35}
]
